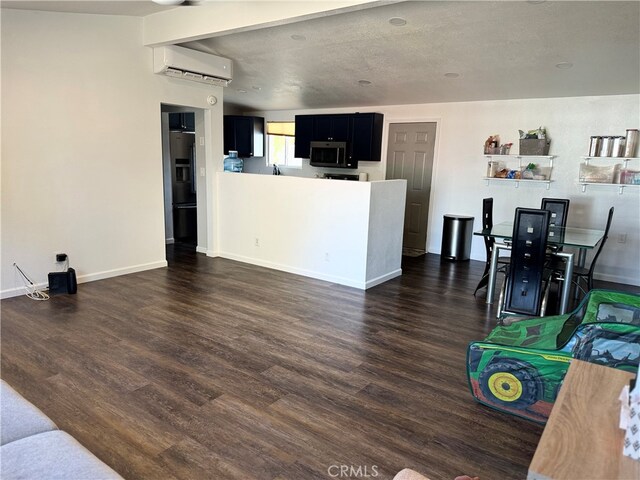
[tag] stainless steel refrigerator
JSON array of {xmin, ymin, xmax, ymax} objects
[{"xmin": 170, "ymin": 131, "xmax": 197, "ymax": 242}]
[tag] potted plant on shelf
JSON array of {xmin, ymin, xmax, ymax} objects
[{"xmin": 522, "ymin": 162, "xmax": 537, "ymax": 179}]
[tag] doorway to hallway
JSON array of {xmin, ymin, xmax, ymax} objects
[{"xmin": 161, "ymin": 105, "xmax": 206, "ymax": 254}]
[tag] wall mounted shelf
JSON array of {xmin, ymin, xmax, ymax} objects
[
  {"xmin": 578, "ymin": 182, "xmax": 640, "ymax": 194},
  {"xmin": 578, "ymin": 156, "xmax": 640, "ymax": 194},
  {"xmin": 483, "ymin": 154, "xmax": 555, "ymax": 189},
  {"xmin": 482, "ymin": 177, "xmax": 554, "ymax": 189},
  {"xmin": 484, "ymin": 155, "xmax": 556, "ymax": 160}
]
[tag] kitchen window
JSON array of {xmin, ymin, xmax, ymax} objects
[{"xmin": 266, "ymin": 122, "xmax": 302, "ymax": 168}]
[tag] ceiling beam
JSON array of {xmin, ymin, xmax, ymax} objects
[{"xmin": 143, "ymin": 0, "xmax": 389, "ymax": 46}]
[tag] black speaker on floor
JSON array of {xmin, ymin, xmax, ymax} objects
[{"xmin": 48, "ymin": 268, "xmax": 77, "ymax": 295}]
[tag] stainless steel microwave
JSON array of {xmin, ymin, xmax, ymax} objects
[{"xmin": 309, "ymin": 141, "xmax": 356, "ymax": 168}]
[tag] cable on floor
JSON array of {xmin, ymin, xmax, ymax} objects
[{"xmin": 13, "ymin": 263, "xmax": 49, "ymax": 301}]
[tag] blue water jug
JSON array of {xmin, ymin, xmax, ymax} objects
[{"xmin": 223, "ymin": 151, "xmax": 243, "ymax": 172}]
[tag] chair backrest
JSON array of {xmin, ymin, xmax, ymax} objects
[
  {"xmin": 541, "ymin": 198, "xmax": 570, "ymax": 248},
  {"xmin": 482, "ymin": 198, "xmax": 495, "ymax": 259},
  {"xmin": 504, "ymin": 208, "xmax": 551, "ymax": 316},
  {"xmin": 483, "ymin": 198, "xmax": 494, "ymax": 230},
  {"xmin": 541, "ymin": 198, "xmax": 570, "ymax": 228},
  {"xmin": 589, "ymin": 206, "xmax": 615, "ymax": 276}
]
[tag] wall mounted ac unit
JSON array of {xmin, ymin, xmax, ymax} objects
[{"xmin": 153, "ymin": 45, "xmax": 233, "ymax": 87}]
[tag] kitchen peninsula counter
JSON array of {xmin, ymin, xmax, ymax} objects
[{"xmin": 215, "ymin": 173, "xmax": 407, "ymax": 289}]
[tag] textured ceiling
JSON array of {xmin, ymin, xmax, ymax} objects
[
  {"xmin": 182, "ymin": 1, "xmax": 640, "ymax": 111},
  {"xmin": 3, "ymin": 1, "xmax": 638, "ymax": 111}
]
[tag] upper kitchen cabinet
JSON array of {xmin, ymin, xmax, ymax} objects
[
  {"xmin": 294, "ymin": 112, "xmax": 384, "ymax": 161},
  {"xmin": 169, "ymin": 112, "xmax": 195, "ymax": 132},
  {"xmin": 313, "ymin": 114, "xmax": 351, "ymax": 142},
  {"xmin": 350, "ymin": 113, "xmax": 383, "ymax": 162},
  {"xmin": 223, "ymin": 115, "xmax": 264, "ymax": 158},
  {"xmin": 294, "ymin": 115, "xmax": 314, "ymax": 159}
]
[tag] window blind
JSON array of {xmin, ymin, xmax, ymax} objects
[{"xmin": 266, "ymin": 121, "xmax": 295, "ymax": 137}]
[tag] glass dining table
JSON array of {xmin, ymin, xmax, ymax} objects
[{"xmin": 475, "ymin": 221, "xmax": 606, "ymax": 314}]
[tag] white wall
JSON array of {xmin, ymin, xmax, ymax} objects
[
  {"xmin": 366, "ymin": 180, "xmax": 406, "ymax": 285},
  {"xmin": 1, "ymin": 9, "xmax": 225, "ymax": 297},
  {"xmin": 216, "ymin": 173, "xmax": 405, "ymax": 289},
  {"xmin": 2, "ymin": 9, "xmax": 637, "ymax": 297},
  {"xmin": 249, "ymin": 94, "xmax": 640, "ymax": 286}
]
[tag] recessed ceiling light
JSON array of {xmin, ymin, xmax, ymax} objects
[
  {"xmin": 555, "ymin": 62, "xmax": 573, "ymax": 69},
  {"xmin": 152, "ymin": 0, "xmax": 184, "ymax": 5},
  {"xmin": 388, "ymin": 17, "xmax": 407, "ymax": 27},
  {"xmin": 290, "ymin": 34, "xmax": 306, "ymax": 41},
  {"xmin": 358, "ymin": 80, "xmax": 372, "ymax": 86},
  {"xmin": 444, "ymin": 72, "xmax": 460, "ymax": 78},
  {"xmin": 236, "ymin": 89, "xmax": 247, "ymax": 93}
]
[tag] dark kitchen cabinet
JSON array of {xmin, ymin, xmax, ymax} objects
[
  {"xmin": 169, "ymin": 112, "xmax": 195, "ymax": 132},
  {"xmin": 223, "ymin": 115, "xmax": 264, "ymax": 158},
  {"xmin": 294, "ymin": 115, "xmax": 314, "ymax": 159},
  {"xmin": 349, "ymin": 113, "xmax": 384, "ymax": 162},
  {"xmin": 294, "ymin": 112, "xmax": 384, "ymax": 162},
  {"xmin": 313, "ymin": 115, "xmax": 350, "ymax": 142}
]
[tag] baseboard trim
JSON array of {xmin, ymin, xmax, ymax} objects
[
  {"xmin": 365, "ymin": 269, "xmax": 402, "ymax": 289},
  {"xmin": 79, "ymin": 261, "xmax": 168, "ymax": 284},
  {"xmin": 594, "ymin": 272, "xmax": 640, "ymax": 287},
  {"xmin": 195, "ymin": 246, "xmax": 207, "ymax": 254},
  {"xmin": 218, "ymin": 252, "xmax": 370, "ymax": 289},
  {"xmin": 1, "ymin": 260, "xmax": 168, "ymax": 299},
  {"xmin": 217, "ymin": 253, "xmax": 402, "ymax": 290},
  {"xmin": 0, "ymin": 284, "xmax": 49, "ymax": 300}
]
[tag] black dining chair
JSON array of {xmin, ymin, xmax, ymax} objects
[
  {"xmin": 541, "ymin": 198, "xmax": 570, "ymax": 228},
  {"xmin": 541, "ymin": 198, "xmax": 570, "ymax": 250},
  {"xmin": 544, "ymin": 206, "xmax": 615, "ymax": 309},
  {"xmin": 540, "ymin": 198, "xmax": 571, "ymax": 311},
  {"xmin": 573, "ymin": 206, "xmax": 615, "ymax": 295},
  {"xmin": 497, "ymin": 208, "xmax": 552, "ymax": 319},
  {"xmin": 473, "ymin": 198, "xmax": 510, "ymax": 296}
]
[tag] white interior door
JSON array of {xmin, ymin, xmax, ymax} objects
[{"xmin": 386, "ymin": 122, "xmax": 437, "ymax": 251}]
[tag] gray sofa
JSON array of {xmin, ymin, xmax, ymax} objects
[{"xmin": 1, "ymin": 379, "xmax": 123, "ymax": 479}]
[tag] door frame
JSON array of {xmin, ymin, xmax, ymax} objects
[
  {"xmin": 382, "ymin": 116, "xmax": 442, "ymax": 253},
  {"xmin": 161, "ymin": 104, "xmax": 208, "ymax": 254}
]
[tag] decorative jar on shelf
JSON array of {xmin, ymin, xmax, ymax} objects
[{"xmin": 223, "ymin": 150, "xmax": 243, "ymax": 172}]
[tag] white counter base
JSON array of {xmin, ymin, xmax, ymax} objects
[{"xmin": 215, "ymin": 174, "xmax": 407, "ymax": 290}]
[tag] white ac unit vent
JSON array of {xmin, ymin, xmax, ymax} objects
[{"xmin": 153, "ymin": 45, "xmax": 232, "ymax": 87}]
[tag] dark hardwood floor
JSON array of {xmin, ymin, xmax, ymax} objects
[{"xmin": 3, "ymin": 248, "xmax": 627, "ymax": 479}]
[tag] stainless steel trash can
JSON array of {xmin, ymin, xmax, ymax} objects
[{"xmin": 441, "ymin": 214, "xmax": 474, "ymax": 261}]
